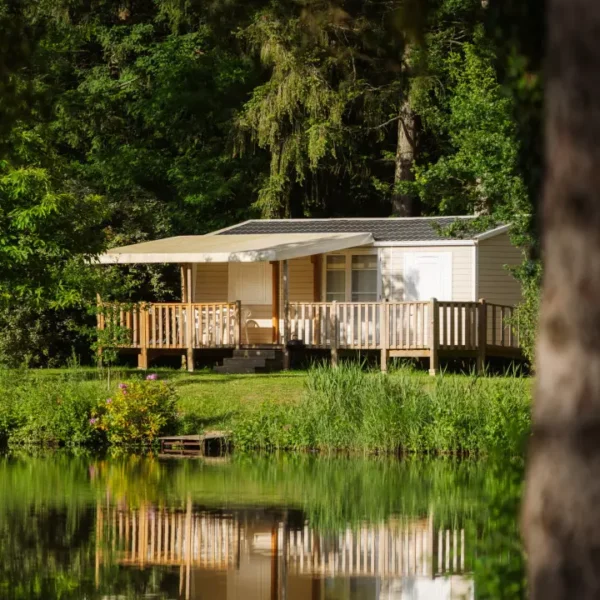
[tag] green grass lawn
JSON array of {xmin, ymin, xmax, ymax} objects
[{"xmin": 173, "ymin": 371, "xmax": 307, "ymax": 431}]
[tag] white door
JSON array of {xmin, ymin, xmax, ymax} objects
[
  {"xmin": 403, "ymin": 252, "xmax": 452, "ymax": 301},
  {"xmin": 228, "ymin": 262, "xmax": 272, "ymax": 304},
  {"xmin": 403, "ymin": 252, "xmax": 452, "ymax": 347}
]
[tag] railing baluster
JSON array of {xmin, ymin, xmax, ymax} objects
[
  {"xmin": 177, "ymin": 306, "xmax": 182, "ymax": 347},
  {"xmin": 158, "ymin": 306, "xmax": 164, "ymax": 348},
  {"xmin": 465, "ymin": 305, "xmax": 472, "ymax": 349},
  {"xmin": 166, "ymin": 306, "xmax": 171, "ymax": 348},
  {"xmin": 149, "ymin": 307, "xmax": 155, "ymax": 348},
  {"xmin": 411, "ymin": 303, "xmax": 417, "ymax": 349}
]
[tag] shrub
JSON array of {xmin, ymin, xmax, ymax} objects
[
  {"xmin": 0, "ymin": 371, "xmax": 105, "ymax": 446},
  {"xmin": 92, "ymin": 379, "xmax": 177, "ymax": 445}
]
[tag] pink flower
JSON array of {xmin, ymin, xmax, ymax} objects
[
  {"xmin": 118, "ymin": 383, "xmax": 128, "ymax": 390},
  {"xmin": 89, "ymin": 417, "xmax": 98, "ymax": 425},
  {"xmin": 106, "ymin": 398, "xmax": 112, "ymax": 404},
  {"xmin": 146, "ymin": 373, "xmax": 158, "ymax": 381}
]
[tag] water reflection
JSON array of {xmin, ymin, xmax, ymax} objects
[
  {"xmin": 98, "ymin": 503, "xmax": 472, "ymax": 599},
  {"xmin": 0, "ymin": 453, "xmax": 523, "ymax": 600}
]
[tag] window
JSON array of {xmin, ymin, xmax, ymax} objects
[
  {"xmin": 325, "ymin": 253, "xmax": 379, "ymax": 302},
  {"xmin": 351, "ymin": 255, "xmax": 378, "ymax": 302},
  {"xmin": 326, "ymin": 255, "xmax": 346, "ymax": 302}
]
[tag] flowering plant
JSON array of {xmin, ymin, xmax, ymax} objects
[{"xmin": 91, "ymin": 380, "xmax": 178, "ymax": 445}]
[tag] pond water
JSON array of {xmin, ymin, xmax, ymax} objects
[{"xmin": 0, "ymin": 452, "xmax": 524, "ymax": 600}]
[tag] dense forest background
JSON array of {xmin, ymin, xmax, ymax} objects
[{"xmin": 0, "ymin": 0, "xmax": 544, "ymax": 367}]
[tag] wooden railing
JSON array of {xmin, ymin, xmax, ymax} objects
[
  {"xmin": 486, "ymin": 303, "xmax": 519, "ymax": 348},
  {"xmin": 437, "ymin": 302, "xmax": 480, "ymax": 351},
  {"xmin": 287, "ymin": 299, "xmax": 519, "ymax": 353},
  {"xmin": 98, "ymin": 302, "xmax": 241, "ymax": 350},
  {"xmin": 99, "ymin": 300, "xmax": 520, "ymax": 372},
  {"xmin": 286, "ymin": 520, "xmax": 467, "ymax": 577}
]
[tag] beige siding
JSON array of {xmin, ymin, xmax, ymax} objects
[
  {"xmin": 478, "ymin": 233, "xmax": 523, "ymax": 306},
  {"xmin": 191, "ymin": 258, "xmax": 314, "ymax": 345},
  {"xmin": 193, "ymin": 263, "xmax": 228, "ymax": 302},
  {"xmin": 288, "ymin": 256, "xmax": 315, "ymax": 301},
  {"xmin": 380, "ymin": 246, "xmax": 474, "ymax": 302}
]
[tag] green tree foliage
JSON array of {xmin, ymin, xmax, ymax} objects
[{"xmin": 0, "ymin": 0, "xmax": 542, "ymax": 365}]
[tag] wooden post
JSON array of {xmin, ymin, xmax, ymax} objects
[
  {"xmin": 476, "ymin": 298, "xmax": 487, "ymax": 374},
  {"xmin": 271, "ymin": 261, "xmax": 281, "ymax": 343},
  {"xmin": 429, "ymin": 298, "xmax": 439, "ymax": 376},
  {"xmin": 381, "ymin": 301, "xmax": 389, "ymax": 373},
  {"xmin": 331, "ymin": 301, "xmax": 339, "ymax": 367},
  {"xmin": 96, "ymin": 294, "xmax": 104, "ymax": 366},
  {"xmin": 429, "ymin": 510, "xmax": 436, "ymax": 579},
  {"xmin": 282, "ymin": 260, "xmax": 290, "ymax": 369},
  {"xmin": 181, "ymin": 265, "xmax": 187, "ymax": 302},
  {"xmin": 186, "ymin": 265, "xmax": 194, "ymax": 372},
  {"xmin": 312, "ymin": 255, "xmax": 322, "ymax": 301},
  {"xmin": 235, "ymin": 300, "xmax": 242, "ymax": 349},
  {"xmin": 271, "ymin": 524, "xmax": 279, "ymax": 600},
  {"xmin": 138, "ymin": 303, "xmax": 149, "ymax": 369},
  {"xmin": 185, "ymin": 497, "xmax": 192, "ymax": 600}
]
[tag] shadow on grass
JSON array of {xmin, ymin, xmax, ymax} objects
[
  {"xmin": 178, "ymin": 412, "xmax": 238, "ymax": 435},
  {"xmin": 173, "ymin": 372, "xmax": 307, "ymax": 387}
]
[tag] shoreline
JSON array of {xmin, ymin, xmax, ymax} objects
[{"xmin": 0, "ymin": 364, "xmax": 531, "ymax": 455}]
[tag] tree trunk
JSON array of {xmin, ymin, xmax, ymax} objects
[
  {"xmin": 523, "ymin": 1, "xmax": 600, "ymax": 598},
  {"xmin": 391, "ymin": 97, "xmax": 416, "ymax": 217}
]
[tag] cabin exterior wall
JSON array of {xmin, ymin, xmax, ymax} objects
[
  {"xmin": 194, "ymin": 257, "xmax": 315, "ymax": 345},
  {"xmin": 193, "ymin": 263, "xmax": 228, "ymax": 302},
  {"xmin": 194, "ymin": 247, "xmax": 476, "ymax": 307},
  {"xmin": 477, "ymin": 232, "xmax": 523, "ymax": 306},
  {"xmin": 379, "ymin": 246, "xmax": 473, "ymax": 301}
]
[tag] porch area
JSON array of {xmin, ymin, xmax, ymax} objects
[{"xmin": 97, "ymin": 299, "xmax": 521, "ymax": 374}]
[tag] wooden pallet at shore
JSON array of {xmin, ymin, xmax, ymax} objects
[{"xmin": 159, "ymin": 431, "xmax": 230, "ymax": 455}]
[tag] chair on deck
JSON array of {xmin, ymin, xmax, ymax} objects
[{"xmin": 242, "ymin": 308, "xmax": 260, "ymax": 346}]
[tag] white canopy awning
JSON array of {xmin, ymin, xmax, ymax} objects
[{"xmin": 96, "ymin": 232, "xmax": 374, "ymax": 264}]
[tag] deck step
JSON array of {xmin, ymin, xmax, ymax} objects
[
  {"xmin": 215, "ymin": 352, "xmax": 284, "ymax": 374},
  {"xmin": 223, "ymin": 357, "xmax": 282, "ymax": 368},
  {"xmin": 233, "ymin": 348, "xmax": 279, "ymax": 359}
]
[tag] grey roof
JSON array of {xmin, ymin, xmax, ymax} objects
[{"xmin": 219, "ymin": 217, "xmax": 492, "ymax": 242}]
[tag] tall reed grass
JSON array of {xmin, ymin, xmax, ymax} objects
[{"xmin": 233, "ymin": 363, "xmax": 531, "ymax": 455}]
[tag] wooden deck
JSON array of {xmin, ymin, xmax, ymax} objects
[{"xmin": 97, "ymin": 299, "xmax": 521, "ymax": 373}]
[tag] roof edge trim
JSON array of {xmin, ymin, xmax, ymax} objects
[{"xmin": 473, "ymin": 224, "xmax": 511, "ymax": 242}]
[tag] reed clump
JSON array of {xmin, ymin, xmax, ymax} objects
[{"xmin": 232, "ymin": 363, "xmax": 531, "ymax": 455}]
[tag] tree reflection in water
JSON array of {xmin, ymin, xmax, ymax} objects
[{"xmin": 0, "ymin": 452, "xmax": 524, "ymax": 599}]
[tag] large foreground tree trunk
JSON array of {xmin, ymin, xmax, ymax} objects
[
  {"xmin": 523, "ymin": 1, "xmax": 600, "ymax": 598},
  {"xmin": 391, "ymin": 97, "xmax": 417, "ymax": 216}
]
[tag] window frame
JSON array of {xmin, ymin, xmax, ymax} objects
[{"xmin": 322, "ymin": 249, "xmax": 381, "ymax": 302}]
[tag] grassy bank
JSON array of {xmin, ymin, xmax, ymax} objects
[{"xmin": 0, "ymin": 365, "xmax": 531, "ymax": 454}]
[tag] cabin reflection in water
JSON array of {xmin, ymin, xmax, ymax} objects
[{"xmin": 95, "ymin": 500, "xmax": 474, "ymax": 599}]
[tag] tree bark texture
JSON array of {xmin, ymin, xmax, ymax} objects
[
  {"xmin": 523, "ymin": 1, "xmax": 600, "ymax": 598},
  {"xmin": 391, "ymin": 97, "xmax": 416, "ymax": 217}
]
